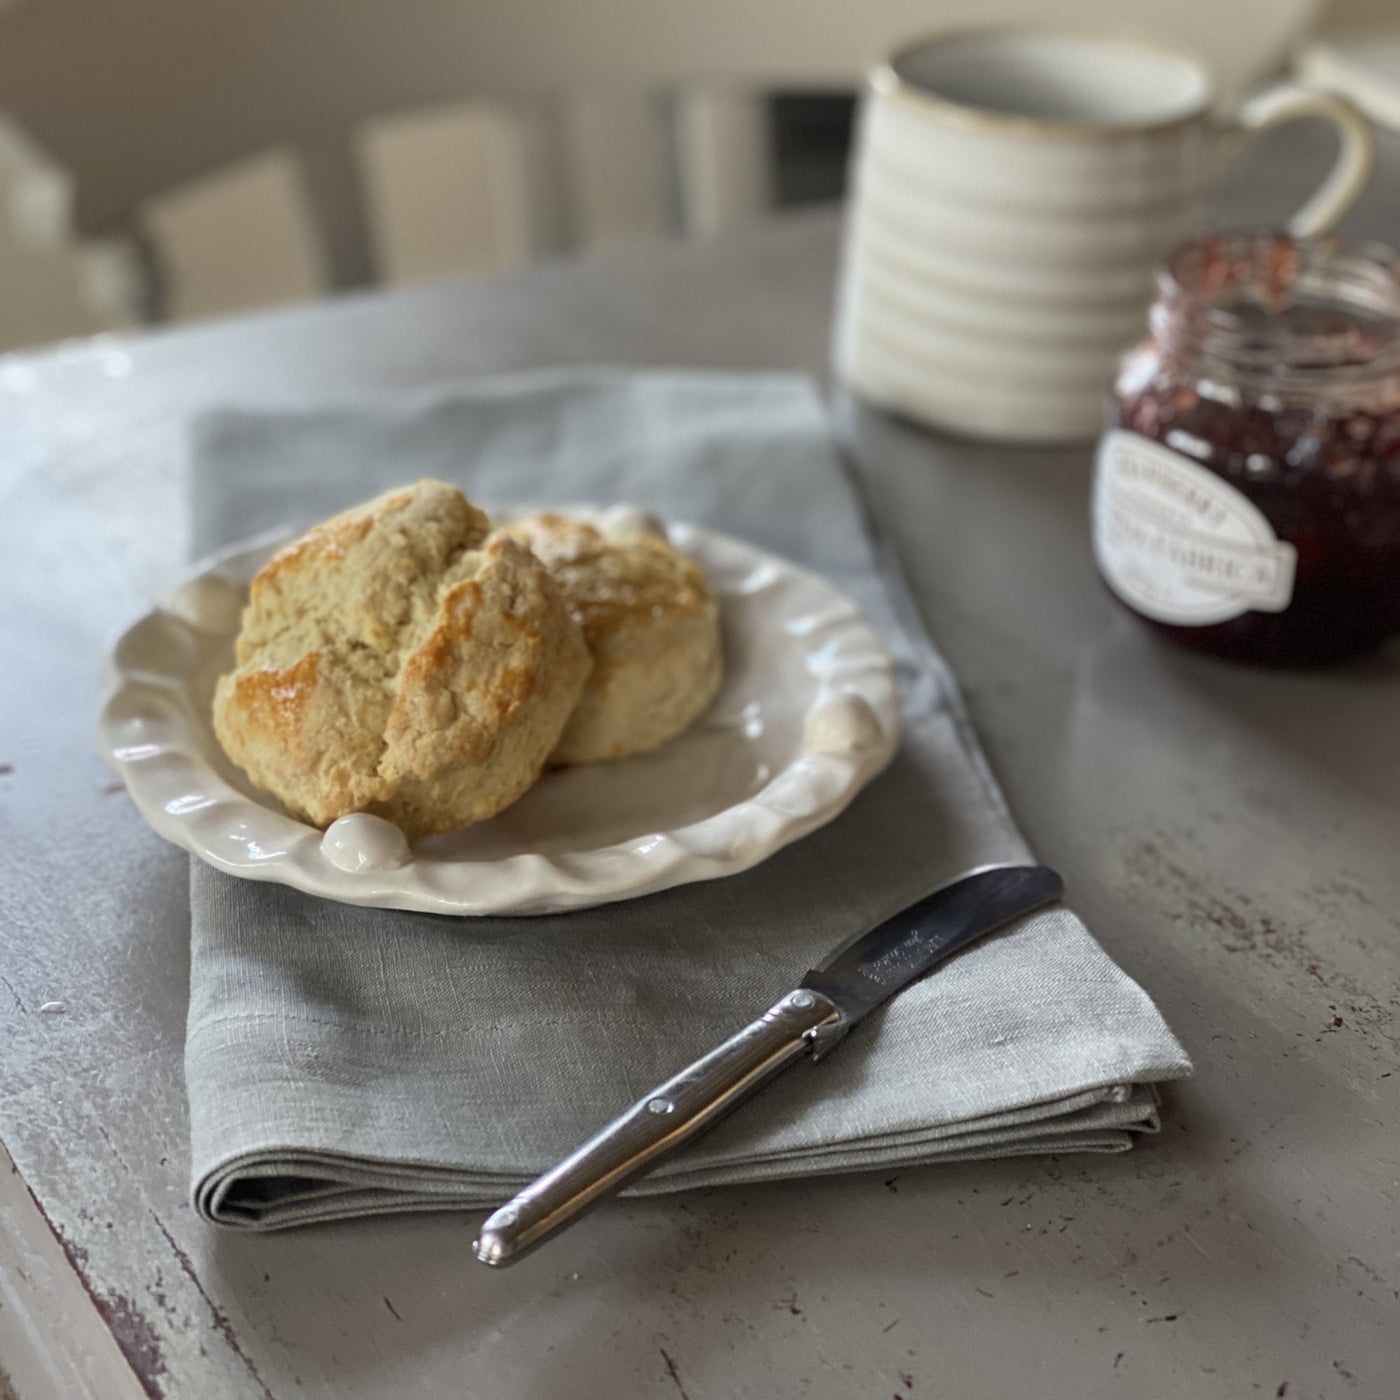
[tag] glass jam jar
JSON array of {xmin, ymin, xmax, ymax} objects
[{"xmin": 1093, "ymin": 231, "xmax": 1400, "ymax": 667}]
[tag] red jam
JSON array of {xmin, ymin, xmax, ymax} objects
[{"xmin": 1094, "ymin": 232, "xmax": 1400, "ymax": 668}]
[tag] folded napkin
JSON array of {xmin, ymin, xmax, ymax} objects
[{"xmin": 185, "ymin": 369, "xmax": 1190, "ymax": 1228}]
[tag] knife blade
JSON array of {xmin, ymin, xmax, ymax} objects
[{"xmin": 473, "ymin": 863, "xmax": 1063, "ymax": 1266}]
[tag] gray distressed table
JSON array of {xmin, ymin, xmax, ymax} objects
[{"xmin": 2, "ymin": 127, "xmax": 1398, "ymax": 1400}]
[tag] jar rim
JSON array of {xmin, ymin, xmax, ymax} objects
[{"xmin": 1153, "ymin": 230, "xmax": 1400, "ymax": 390}]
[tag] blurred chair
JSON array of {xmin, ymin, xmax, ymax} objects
[
  {"xmin": 138, "ymin": 149, "xmax": 328, "ymax": 321},
  {"xmin": 672, "ymin": 91, "xmax": 774, "ymax": 239},
  {"xmin": 558, "ymin": 92, "xmax": 673, "ymax": 251},
  {"xmin": 0, "ymin": 0, "xmax": 1325, "ymax": 339},
  {"xmin": 356, "ymin": 99, "xmax": 563, "ymax": 286},
  {"xmin": 352, "ymin": 88, "xmax": 771, "ymax": 284},
  {"xmin": 0, "ymin": 117, "xmax": 144, "ymax": 352}
]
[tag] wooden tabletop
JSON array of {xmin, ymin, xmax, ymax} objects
[{"xmin": 2, "ymin": 127, "xmax": 1399, "ymax": 1400}]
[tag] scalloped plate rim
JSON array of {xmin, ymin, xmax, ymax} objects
[{"xmin": 98, "ymin": 518, "xmax": 902, "ymax": 916}]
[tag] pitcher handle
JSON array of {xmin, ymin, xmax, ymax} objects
[{"xmin": 1224, "ymin": 83, "xmax": 1373, "ymax": 238}]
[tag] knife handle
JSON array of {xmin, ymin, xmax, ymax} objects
[{"xmin": 473, "ymin": 989, "xmax": 844, "ymax": 1266}]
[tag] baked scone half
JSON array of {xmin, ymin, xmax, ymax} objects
[
  {"xmin": 212, "ymin": 480, "xmax": 591, "ymax": 840},
  {"xmin": 502, "ymin": 511, "xmax": 723, "ymax": 764}
]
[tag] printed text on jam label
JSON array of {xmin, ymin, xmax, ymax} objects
[{"xmin": 1092, "ymin": 430, "xmax": 1297, "ymax": 627}]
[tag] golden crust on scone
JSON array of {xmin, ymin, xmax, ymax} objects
[
  {"xmin": 212, "ymin": 481, "xmax": 591, "ymax": 839},
  {"xmin": 502, "ymin": 512, "xmax": 722, "ymax": 764}
]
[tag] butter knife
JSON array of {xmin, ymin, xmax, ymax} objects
[{"xmin": 474, "ymin": 862, "xmax": 1063, "ymax": 1266}]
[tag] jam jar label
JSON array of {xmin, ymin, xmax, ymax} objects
[{"xmin": 1093, "ymin": 430, "xmax": 1297, "ymax": 626}]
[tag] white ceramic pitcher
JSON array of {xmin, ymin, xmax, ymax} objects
[{"xmin": 834, "ymin": 28, "xmax": 1374, "ymax": 443}]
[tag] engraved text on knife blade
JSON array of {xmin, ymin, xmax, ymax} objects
[{"xmin": 860, "ymin": 926, "xmax": 954, "ymax": 981}]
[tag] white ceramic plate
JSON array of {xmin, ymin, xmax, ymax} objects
[{"xmin": 98, "ymin": 518, "xmax": 900, "ymax": 916}]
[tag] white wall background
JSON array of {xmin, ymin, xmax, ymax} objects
[
  {"xmin": 0, "ymin": 0, "xmax": 1390, "ymax": 345},
  {"xmin": 0, "ymin": 0, "xmax": 1345, "ymax": 241}
]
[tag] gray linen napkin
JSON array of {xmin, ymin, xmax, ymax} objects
[{"xmin": 185, "ymin": 369, "xmax": 1190, "ymax": 1228}]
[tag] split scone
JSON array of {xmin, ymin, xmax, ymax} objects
[
  {"xmin": 212, "ymin": 480, "xmax": 591, "ymax": 840},
  {"xmin": 502, "ymin": 512, "xmax": 723, "ymax": 764}
]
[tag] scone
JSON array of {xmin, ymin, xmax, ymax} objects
[
  {"xmin": 502, "ymin": 511, "xmax": 722, "ymax": 764},
  {"xmin": 212, "ymin": 480, "xmax": 591, "ymax": 840}
]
